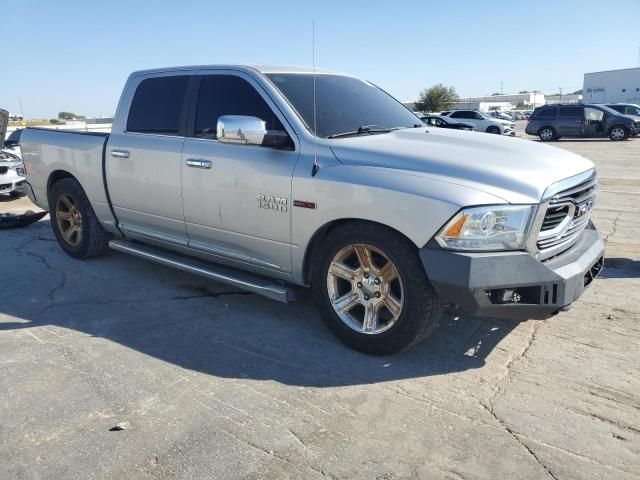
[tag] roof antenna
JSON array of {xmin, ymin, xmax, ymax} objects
[{"xmin": 311, "ymin": 20, "xmax": 320, "ymax": 177}]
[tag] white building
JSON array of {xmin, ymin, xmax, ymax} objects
[
  {"xmin": 448, "ymin": 100, "xmax": 514, "ymax": 112},
  {"xmin": 545, "ymin": 93, "xmax": 583, "ymax": 105},
  {"xmin": 452, "ymin": 92, "xmax": 546, "ymax": 112},
  {"xmin": 583, "ymin": 67, "xmax": 640, "ymax": 104}
]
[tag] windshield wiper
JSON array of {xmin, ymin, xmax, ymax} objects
[{"xmin": 328, "ymin": 125, "xmax": 397, "ymax": 139}]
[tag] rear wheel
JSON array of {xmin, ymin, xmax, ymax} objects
[
  {"xmin": 538, "ymin": 127, "xmax": 556, "ymax": 141},
  {"xmin": 311, "ymin": 223, "xmax": 446, "ymax": 355},
  {"xmin": 49, "ymin": 177, "xmax": 110, "ymax": 258},
  {"xmin": 609, "ymin": 125, "xmax": 628, "ymax": 141}
]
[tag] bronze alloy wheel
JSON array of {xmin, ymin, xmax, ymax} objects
[
  {"xmin": 55, "ymin": 193, "xmax": 83, "ymax": 247},
  {"xmin": 326, "ymin": 243, "xmax": 404, "ymax": 335}
]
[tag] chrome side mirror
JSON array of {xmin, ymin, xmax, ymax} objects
[{"xmin": 217, "ymin": 115, "xmax": 266, "ymax": 146}]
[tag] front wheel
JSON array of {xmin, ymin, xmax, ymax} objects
[
  {"xmin": 311, "ymin": 223, "xmax": 446, "ymax": 355},
  {"xmin": 486, "ymin": 126, "xmax": 501, "ymax": 134},
  {"xmin": 609, "ymin": 125, "xmax": 628, "ymax": 141},
  {"xmin": 9, "ymin": 190, "xmax": 26, "ymax": 198}
]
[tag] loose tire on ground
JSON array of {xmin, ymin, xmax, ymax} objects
[
  {"xmin": 49, "ymin": 177, "xmax": 110, "ymax": 259},
  {"xmin": 311, "ymin": 222, "xmax": 446, "ymax": 355}
]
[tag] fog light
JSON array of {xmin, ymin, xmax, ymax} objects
[{"xmin": 486, "ymin": 286, "xmax": 541, "ymax": 305}]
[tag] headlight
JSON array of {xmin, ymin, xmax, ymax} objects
[{"xmin": 435, "ymin": 205, "xmax": 535, "ymax": 251}]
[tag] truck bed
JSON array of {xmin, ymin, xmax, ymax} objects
[{"xmin": 20, "ymin": 127, "xmax": 117, "ymax": 230}]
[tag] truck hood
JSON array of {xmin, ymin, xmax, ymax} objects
[{"xmin": 328, "ymin": 127, "xmax": 595, "ymax": 203}]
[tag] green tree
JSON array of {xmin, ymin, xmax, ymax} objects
[
  {"xmin": 415, "ymin": 84, "xmax": 458, "ymax": 113},
  {"xmin": 58, "ymin": 112, "xmax": 78, "ymax": 120}
]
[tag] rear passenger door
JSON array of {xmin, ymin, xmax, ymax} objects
[
  {"xmin": 107, "ymin": 73, "xmax": 190, "ymax": 246},
  {"xmin": 557, "ymin": 106, "xmax": 584, "ymax": 137}
]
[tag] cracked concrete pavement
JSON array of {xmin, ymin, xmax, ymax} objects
[{"xmin": 1, "ymin": 138, "xmax": 639, "ymax": 479}]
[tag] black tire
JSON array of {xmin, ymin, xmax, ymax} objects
[
  {"xmin": 9, "ymin": 190, "xmax": 26, "ymax": 198},
  {"xmin": 49, "ymin": 177, "xmax": 110, "ymax": 259},
  {"xmin": 311, "ymin": 222, "xmax": 446, "ymax": 355},
  {"xmin": 486, "ymin": 126, "xmax": 500, "ymax": 134},
  {"xmin": 609, "ymin": 125, "xmax": 628, "ymax": 141},
  {"xmin": 538, "ymin": 127, "xmax": 556, "ymax": 141}
]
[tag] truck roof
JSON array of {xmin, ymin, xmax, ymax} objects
[{"xmin": 129, "ymin": 64, "xmax": 351, "ymax": 77}]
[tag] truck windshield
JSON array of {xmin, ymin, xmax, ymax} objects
[{"xmin": 266, "ymin": 73, "xmax": 420, "ymax": 138}]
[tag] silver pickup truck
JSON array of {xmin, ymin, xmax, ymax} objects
[{"xmin": 21, "ymin": 65, "xmax": 604, "ymax": 354}]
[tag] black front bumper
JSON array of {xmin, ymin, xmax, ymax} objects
[{"xmin": 420, "ymin": 225, "xmax": 604, "ymax": 319}]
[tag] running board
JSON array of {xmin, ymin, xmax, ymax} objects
[{"xmin": 108, "ymin": 240, "xmax": 294, "ymax": 303}]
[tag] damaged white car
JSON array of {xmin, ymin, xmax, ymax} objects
[{"xmin": 0, "ymin": 109, "xmax": 26, "ymax": 198}]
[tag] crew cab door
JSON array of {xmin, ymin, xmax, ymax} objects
[
  {"xmin": 106, "ymin": 73, "xmax": 190, "ymax": 245},
  {"xmin": 180, "ymin": 71, "xmax": 299, "ymax": 273}
]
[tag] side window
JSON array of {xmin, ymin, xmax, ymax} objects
[
  {"xmin": 559, "ymin": 106, "xmax": 583, "ymax": 117},
  {"xmin": 450, "ymin": 111, "xmax": 463, "ymax": 119},
  {"xmin": 537, "ymin": 108, "xmax": 556, "ymax": 118},
  {"xmin": 584, "ymin": 107, "xmax": 604, "ymax": 124},
  {"xmin": 127, "ymin": 76, "xmax": 189, "ymax": 135},
  {"xmin": 474, "ymin": 112, "xmax": 485, "ymax": 120},
  {"xmin": 195, "ymin": 75, "xmax": 284, "ymax": 139}
]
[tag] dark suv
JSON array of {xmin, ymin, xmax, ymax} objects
[{"xmin": 525, "ymin": 104, "xmax": 639, "ymax": 141}]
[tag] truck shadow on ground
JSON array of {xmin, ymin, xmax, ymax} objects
[
  {"xmin": 0, "ymin": 221, "xmax": 523, "ymax": 387},
  {"xmin": 599, "ymin": 257, "xmax": 640, "ymax": 279}
]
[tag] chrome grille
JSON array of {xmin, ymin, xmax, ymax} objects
[{"xmin": 536, "ymin": 174, "xmax": 597, "ymax": 256}]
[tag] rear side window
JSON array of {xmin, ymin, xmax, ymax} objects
[
  {"xmin": 195, "ymin": 75, "xmax": 284, "ymax": 139},
  {"xmin": 127, "ymin": 76, "xmax": 189, "ymax": 135},
  {"xmin": 536, "ymin": 108, "xmax": 556, "ymax": 118},
  {"xmin": 559, "ymin": 106, "xmax": 583, "ymax": 117}
]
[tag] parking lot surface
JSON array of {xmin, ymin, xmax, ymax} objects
[{"xmin": 1, "ymin": 137, "xmax": 639, "ymax": 479}]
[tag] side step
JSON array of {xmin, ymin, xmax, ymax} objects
[{"xmin": 108, "ymin": 240, "xmax": 294, "ymax": 303}]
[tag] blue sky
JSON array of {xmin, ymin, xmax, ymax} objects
[{"xmin": 2, "ymin": 0, "xmax": 639, "ymax": 118}]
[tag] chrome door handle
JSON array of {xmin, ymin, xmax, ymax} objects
[
  {"xmin": 110, "ymin": 149, "xmax": 130, "ymax": 158},
  {"xmin": 186, "ymin": 159, "xmax": 212, "ymax": 169}
]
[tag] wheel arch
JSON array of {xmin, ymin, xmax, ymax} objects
[
  {"xmin": 302, "ymin": 218, "xmax": 416, "ymax": 285},
  {"xmin": 537, "ymin": 125, "xmax": 556, "ymax": 135},
  {"xmin": 608, "ymin": 124, "xmax": 629, "ymax": 135},
  {"xmin": 46, "ymin": 170, "xmax": 77, "ymax": 207}
]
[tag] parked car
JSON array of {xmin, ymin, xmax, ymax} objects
[
  {"xmin": 489, "ymin": 111, "xmax": 517, "ymax": 121},
  {"xmin": 21, "ymin": 65, "xmax": 604, "ymax": 354},
  {"xmin": 3, "ymin": 128, "xmax": 23, "ymax": 160},
  {"xmin": 604, "ymin": 103, "xmax": 640, "ymax": 117},
  {"xmin": 525, "ymin": 104, "xmax": 640, "ymax": 141},
  {"xmin": 0, "ymin": 116, "xmax": 26, "ymax": 198},
  {"xmin": 417, "ymin": 114, "xmax": 476, "ymax": 131},
  {"xmin": 0, "ymin": 149, "xmax": 26, "ymax": 198},
  {"xmin": 603, "ymin": 104, "xmax": 640, "ymax": 135},
  {"xmin": 442, "ymin": 110, "xmax": 515, "ymax": 135}
]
